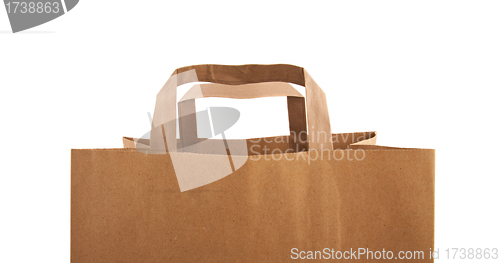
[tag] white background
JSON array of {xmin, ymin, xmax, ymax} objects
[{"xmin": 1, "ymin": 1, "xmax": 499, "ymax": 262}]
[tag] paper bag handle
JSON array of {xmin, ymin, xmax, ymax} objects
[
  {"xmin": 178, "ymin": 82, "xmax": 308, "ymax": 152},
  {"xmin": 150, "ymin": 64, "xmax": 332, "ymax": 153}
]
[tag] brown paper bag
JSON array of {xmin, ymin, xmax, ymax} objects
[{"xmin": 72, "ymin": 64, "xmax": 434, "ymax": 262}]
